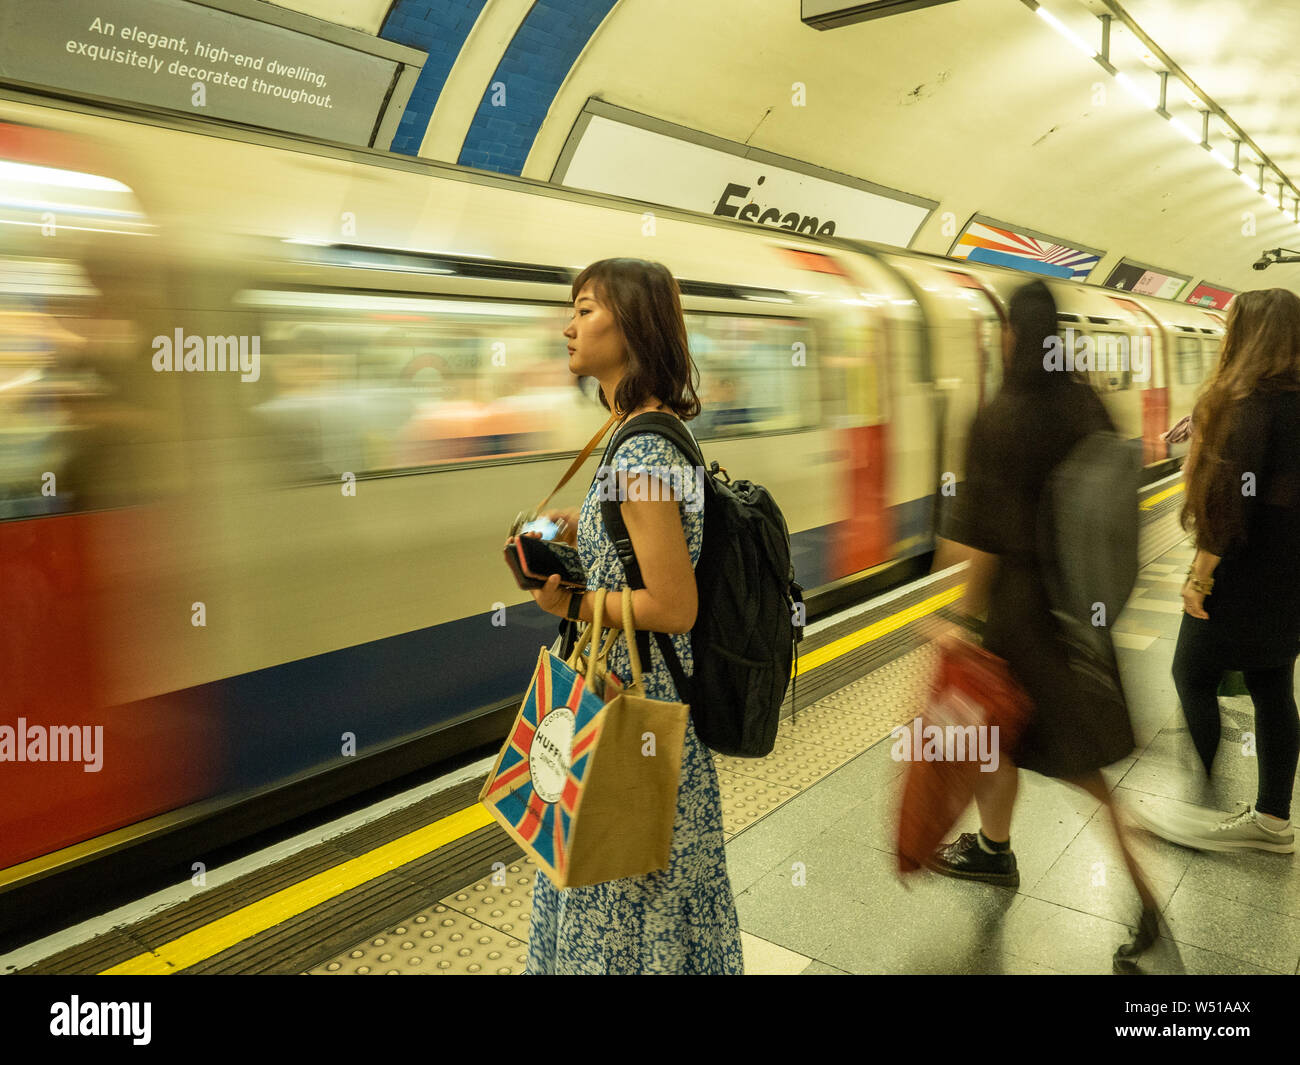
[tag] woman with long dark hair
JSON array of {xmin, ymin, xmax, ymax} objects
[
  {"xmin": 521, "ymin": 258, "xmax": 743, "ymax": 974},
  {"xmin": 929, "ymin": 279, "xmax": 1159, "ymax": 958},
  {"xmin": 1134, "ymin": 289, "xmax": 1300, "ymax": 852}
]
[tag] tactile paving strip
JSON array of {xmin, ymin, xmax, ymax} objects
[
  {"xmin": 439, "ymin": 860, "xmax": 536, "ymax": 940},
  {"xmin": 713, "ymin": 734, "xmax": 856, "ymax": 791},
  {"xmin": 307, "ymin": 904, "xmax": 528, "ymax": 975},
  {"xmin": 717, "ymin": 770, "xmax": 801, "ymax": 835},
  {"xmin": 819, "ymin": 644, "xmax": 938, "ymax": 716},
  {"xmin": 777, "ymin": 699, "xmax": 909, "ymax": 752}
]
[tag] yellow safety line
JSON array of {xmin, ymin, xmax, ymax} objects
[
  {"xmin": 100, "ymin": 803, "xmax": 494, "ymax": 975},
  {"xmin": 1140, "ymin": 481, "xmax": 1184, "ymax": 510},
  {"xmin": 795, "ymin": 586, "xmax": 965, "ymax": 676}
]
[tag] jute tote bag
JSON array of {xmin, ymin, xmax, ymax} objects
[{"xmin": 480, "ymin": 588, "xmax": 688, "ymax": 887}]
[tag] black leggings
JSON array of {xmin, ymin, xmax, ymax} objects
[{"xmin": 1171, "ymin": 617, "xmax": 1300, "ymax": 820}]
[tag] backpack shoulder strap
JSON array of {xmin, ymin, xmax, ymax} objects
[
  {"xmin": 605, "ymin": 412, "xmax": 706, "ymax": 468},
  {"xmin": 597, "ymin": 413, "xmax": 705, "ymax": 701},
  {"xmin": 599, "ymin": 413, "xmax": 707, "ymax": 588}
]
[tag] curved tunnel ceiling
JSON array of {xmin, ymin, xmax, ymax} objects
[{"xmin": 266, "ymin": 0, "xmax": 1300, "ymax": 297}]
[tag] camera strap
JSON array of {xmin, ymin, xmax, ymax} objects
[{"xmin": 534, "ymin": 410, "xmax": 620, "ymax": 514}]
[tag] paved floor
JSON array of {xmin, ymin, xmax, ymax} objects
[{"xmin": 730, "ymin": 540, "xmax": 1300, "ymax": 975}]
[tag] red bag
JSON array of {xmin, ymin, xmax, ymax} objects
[{"xmin": 896, "ymin": 637, "xmax": 1031, "ymax": 874}]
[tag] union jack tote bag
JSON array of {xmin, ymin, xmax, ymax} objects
[{"xmin": 480, "ymin": 589, "xmax": 686, "ymax": 888}]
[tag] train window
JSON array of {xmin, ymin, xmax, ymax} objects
[
  {"xmin": 1200, "ymin": 335, "xmax": 1221, "ymax": 377},
  {"xmin": 685, "ymin": 312, "xmax": 814, "ymax": 440},
  {"xmin": 0, "ymin": 256, "xmax": 172, "ymax": 520},
  {"xmin": 1, "ymin": 134, "xmax": 172, "ymax": 521},
  {"xmin": 1176, "ymin": 335, "xmax": 1203, "ymax": 385},
  {"xmin": 236, "ymin": 290, "xmax": 588, "ymax": 477},
  {"xmin": 1089, "ymin": 331, "xmax": 1133, "ymax": 392},
  {"xmin": 235, "ymin": 290, "xmax": 815, "ymax": 479}
]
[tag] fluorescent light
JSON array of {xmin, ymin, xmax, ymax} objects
[
  {"xmin": 0, "ymin": 160, "xmax": 131, "ymax": 192},
  {"xmin": 1115, "ymin": 71, "xmax": 1158, "ymax": 108},
  {"xmin": 0, "ymin": 369, "xmax": 41, "ymax": 392},
  {"xmin": 0, "ymin": 196, "xmax": 144, "ymax": 220},
  {"xmin": 1238, "ymin": 169, "xmax": 1259, "ymax": 190},
  {"xmin": 1168, "ymin": 115, "xmax": 1202, "ymax": 144},
  {"xmin": 1037, "ymin": 6, "xmax": 1098, "ymax": 59},
  {"xmin": 0, "ymin": 219, "xmax": 151, "ymax": 238},
  {"xmin": 1208, "ymin": 147, "xmax": 1234, "ymax": 169},
  {"xmin": 236, "ymin": 290, "xmax": 555, "ymax": 317}
]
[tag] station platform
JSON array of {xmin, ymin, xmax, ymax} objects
[
  {"xmin": 305, "ymin": 538, "xmax": 1300, "ymax": 977},
  {"xmin": 4, "ymin": 502, "xmax": 1297, "ymax": 977}
]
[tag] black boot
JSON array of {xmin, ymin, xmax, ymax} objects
[
  {"xmin": 926, "ymin": 832, "xmax": 1019, "ymax": 887},
  {"xmin": 1113, "ymin": 906, "xmax": 1159, "ymax": 972}
]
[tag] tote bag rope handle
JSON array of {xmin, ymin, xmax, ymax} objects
[
  {"xmin": 573, "ymin": 588, "xmax": 645, "ymax": 693},
  {"xmin": 566, "ymin": 586, "xmax": 607, "ymax": 684},
  {"xmin": 619, "ymin": 587, "xmax": 645, "ymax": 691},
  {"xmin": 585, "ymin": 588, "xmax": 605, "ymax": 687},
  {"xmin": 534, "ymin": 410, "xmax": 620, "ymax": 515},
  {"xmin": 565, "ymin": 587, "xmax": 646, "ymax": 694}
]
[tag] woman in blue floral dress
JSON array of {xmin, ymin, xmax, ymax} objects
[{"xmin": 522, "ymin": 258, "xmax": 743, "ymax": 974}]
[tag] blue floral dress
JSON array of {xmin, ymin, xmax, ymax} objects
[{"xmin": 526, "ymin": 427, "xmax": 744, "ymax": 974}]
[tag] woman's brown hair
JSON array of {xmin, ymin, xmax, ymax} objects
[
  {"xmin": 1181, "ymin": 287, "xmax": 1300, "ymax": 549},
  {"xmin": 571, "ymin": 258, "xmax": 701, "ymax": 420}
]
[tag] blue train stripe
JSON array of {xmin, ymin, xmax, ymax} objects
[{"xmin": 136, "ymin": 514, "xmax": 941, "ymax": 802}]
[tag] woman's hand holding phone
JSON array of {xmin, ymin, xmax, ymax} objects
[{"xmin": 542, "ymin": 508, "xmax": 580, "ymax": 547}]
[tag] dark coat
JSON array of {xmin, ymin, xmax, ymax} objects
[
  {"xmin": 943, "ymin": 380, "xmax": 1134, "ymax": 778},
  {"xmin": 1190, "ymin": 388, "xmax": 1300, "ymax": 667}
]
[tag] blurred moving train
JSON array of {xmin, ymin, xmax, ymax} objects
[{"xmin": 0, "ymin": 87, "xmax": 1224, "ymax": 894}]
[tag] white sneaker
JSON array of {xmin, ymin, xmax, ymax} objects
[{"xmin": 1131, "ymin": 799, "xmax": 1294, "ymax": 854}]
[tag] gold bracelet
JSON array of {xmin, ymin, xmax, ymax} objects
[{"xmin": 1185, "ymin": 568, "xmax": 1214, "ymax": 593}]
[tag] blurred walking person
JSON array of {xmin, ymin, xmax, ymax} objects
[
  {"xmin": 1133, "ymin": 289, "xmax": 1300, "ymax": 853},
  {"xmin": 928, "ymin": 280, "xmax": 1159, "ymax": 959}
]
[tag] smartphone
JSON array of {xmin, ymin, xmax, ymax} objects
[
  {"xmin": 505, "ymin": 535, "xmax": 586, "ymax": 590},
  {"xmin": 519, "ymin": 516, "xmax": 564, "ymax": 541}
]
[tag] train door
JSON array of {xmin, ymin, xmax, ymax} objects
[
  {"xmin": 776, "ymin": 248, "xmax": 891, "ymax": 577},
  {"xmin": 944, "ymin": 271, "xmax": 1006, "ymax": 409},
  {"xmin": 0, "ymin": 118, "xmax": 215, "ymax": 873},
  {"xmin": 1107, "ymin": 296, "xmax": 1167, "ymax": 465},
  {"xmin": 875, "ymin": 264, "xmax": 933, "ymax": 562}
]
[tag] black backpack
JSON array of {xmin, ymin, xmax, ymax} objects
[
  {"xmin": 1037, "ymin": 430, "xmax": 1140, "ymax": 721},
  {"xmin": 597, "ymin": 413, "xmax": 804, "ymax": 757},
  {"xmin": 1037, "ymin": 430, "xmax": 1141, "ymax": 656}
]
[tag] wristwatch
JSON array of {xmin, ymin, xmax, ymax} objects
[{"xmin": 567, "ymin": 591, "xmax": 584, "ymax": 621}]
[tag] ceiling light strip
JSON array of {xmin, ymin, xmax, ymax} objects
[{"xmin": 1024, "ymin": 0, "xmax": 1300, "ymax": 234}]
